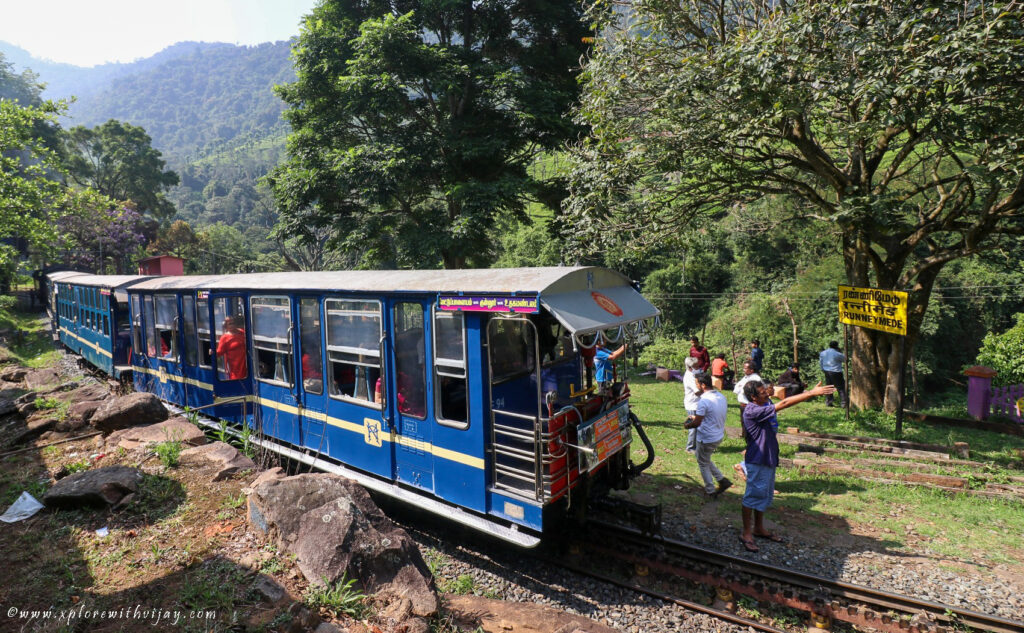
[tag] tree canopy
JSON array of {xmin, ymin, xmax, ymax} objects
[
  {"xmin": 270, "ymin": 0, "xmax": 591, "ymax": 268},
  {"xmin": 568, "ymin": 0, "xmax": 1024, "ymax": 410},
  {"xmin": 63, "ymin": 119, "xmax": 180, "ymax": 221}
]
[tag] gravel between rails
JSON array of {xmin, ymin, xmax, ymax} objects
[{"xmin": 407, "ymin": 505, "xmax": 1024, "ymax": 633}]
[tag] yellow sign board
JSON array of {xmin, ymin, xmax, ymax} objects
[{"xmin": 838, "ymin": 285, "xmax": 908, "ymax": 336}]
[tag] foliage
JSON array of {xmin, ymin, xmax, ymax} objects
[
  {"xmin": 55, "ymin": 190, "xmax": 147, "ymax": 273},
  {"xmin": 271, "ymin": 1, "xmax": 592, "ymax": 268},
  {"xmin": 63, "ymin": 119, "xmax": 179, "ymax": 221},
  {"xmin": 152, "ymin": 439, "xmax": 183, "ymax": 469},
  {"xmin": 976, "ymin": 313, "xmax": 1024, "ymax": 386},
  {"xmin": 569, "ymin": 0, "xmax": 1024, "ymax": 411},
  {"xmin": 304, "ymin": 574, "xmax": 366, "ymax": 618}
]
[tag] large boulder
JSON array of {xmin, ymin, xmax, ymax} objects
[
  {"xmin": 65, "ymin": 382, "xmax": 109, "ymax": 403},
  {"xmin": 180, "ymin": 441, "xmax": 255, "ymax": 481},
  {"xmin": 0, "ymin": 366, "xmax": 28, "ymax": 383},
  {"xmin": 42, "ymin": 465, "xmax": 143, "ymax": 509},
  {"xmin": 105, "ymin": 417, "xmax": 207, "ymax": 450},
  {"xmin": 24, "ymin": 368, "xmax": 60, "ymax": 390},
  {"xmin": 248, "ymin": 474, "xmax": 438, "ymax": 618},
  {"xmin": 90, "ymin": 392, "xmax": 168, "ymax": 434},
  {"xmin": 67, "ymin": 400, "xmax": 104, "ymax": 425}
]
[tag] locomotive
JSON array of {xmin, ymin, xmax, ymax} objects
[{"xmin": 47, "ymin": 267, "xmax": 659, "ymax": 546}]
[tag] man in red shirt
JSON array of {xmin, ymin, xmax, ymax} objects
[
  {"xmin": 689, "ymin": 337, "xmax": 710, "ymax": 373},
  {"xmin": 217, "ymin": 315, "xmax": 248, "ymax": 380}
]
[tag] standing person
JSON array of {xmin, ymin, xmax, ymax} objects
[
  {"xmin": 689, "ymin": 337, "xmax": 710, "ymax": 373},
  {"xmin": 217, "ymin": 315, "xmax": 248, "ymax": 380},
  {"xmin": 749, "ymin": 339, "xmax": 764, "ymax": 372},
  {"xmin": 733, "ymin": 360, "xmax": 762, "ymax": 409},
  {"xmin": 683, "ymin": 357, "xmax": 700, "ymax": 454},
  {"xmin": 818, "ymin": 340, "xmax": 848, "ymax": 408},
  {"xmin": 594, "ymin": 339, "xmax": 627, "ymax": 395},
  {"xmin": 710, "ymin": 353, "xmax": 729, "ymax": 390},
  {"xmin": 739, "ymin": 380, "xmax": 834, "ymax": 552},
  {"xmin": 684, "ymin": 373, "xmax": 731, "ymax": 498}
]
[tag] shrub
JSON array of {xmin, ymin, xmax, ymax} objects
[
  {"xmin": 304, "ymin": 574, "xmax": 366, "ymax": 618},
  {"xmin": 976, "ymin": 313, "xmax": 1024, "ymax": 385},
  {"xmin": 152, "ymin": 440, "xmax": 183, "ymax": 468}
]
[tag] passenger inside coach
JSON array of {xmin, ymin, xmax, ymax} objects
[{"xmin": 217, "ymin": 315, "xmax": 248, "ymax": 380}]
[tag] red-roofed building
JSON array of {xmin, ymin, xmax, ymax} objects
[{"xmin": 137, "ymin": 255, "xmax": 184, "ymax": 276}]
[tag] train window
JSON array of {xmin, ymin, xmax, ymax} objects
[
  {"xmin": 102, "ymin": 314, "xmax": 109, "ymax": 337},
  {"xmin": 155, "ymin": 295, "xmax": 178, "ymax": 361},
  {"xmin": 214, "ymin": 297, "xmax": 248, "ymax": 381},
  {"xmin": 197, "ymin": 296, "xmax": 212, "ymax": 368},
  {"xmin": 252, "ymin": 296, "xmax": 293, "ymax": 386},
  {"xmin": 325, "ymin": 298, "xmax": 380, "ymax": 405},
  {"xmin": 434, "ymin": 310, "xmax": 467, "ymax": 426},
  {"xmin": 488, "ymin": 318, "xmax": 536, "ymax": 383},
  {"xmin": 144, "ymin": 295, "xmax": 157, "ymax": 358},
  {"xmin": 182, "ymin": 295, "xmax": 197, "ymax": 366},
  {"xmin": 537, "ymin": 318, "xmax": 573, "ymax": 367},
  {"xmin": 299, "ymin": 297, "xmax": 323, "ymax": 395},
  {"xmin": 393, "ymin": 303, "xmax": 426, "ymax": 419},
  {"xmin": 131, "ymin": 295, "xmax": 142, "ymax": 355}
]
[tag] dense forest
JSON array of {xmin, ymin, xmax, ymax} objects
[{"xmin": 2, "ymin": 0, "xmax": 1023, "ymax": 410}]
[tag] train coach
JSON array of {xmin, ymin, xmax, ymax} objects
[
  {"xmin": 48, "ymin": 267, "xmax": 659, "ymax": 546},
  {"xmin": 48, "ymin": 271, "xmax": 151, "ymax": 378}
]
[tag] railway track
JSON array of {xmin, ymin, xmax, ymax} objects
[{"xmin": 581, "ymin": 519, "xmax": 1024, "ymax": 633}]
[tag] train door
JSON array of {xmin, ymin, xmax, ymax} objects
[
  {"xmin": 153, "ymin": 294, "xmax": 184, "ymax": 404},
  {"xmin": 386, "ymin": 299, "xmax": 433, "ymax": 492},
  {"xmin": 296, "ymin": 297, "xmax": 328, "ymax": 454},
  {"xmin": 250, "ymin": 295, "xmax": 300, "ymax": 446},
  {"xmin": 181, "ymin": 292, "xmax": 215, "ymax": 410},
  {"xmin": 211, "ymin": 295, "xmax": 252, "ymax": 426}
]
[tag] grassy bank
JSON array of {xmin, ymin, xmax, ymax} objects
[{"xmin": 626, "ymin": 375, "xmax": 1024, "ymax": 567}]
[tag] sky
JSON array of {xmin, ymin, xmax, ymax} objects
[{"xmin": 0, "ymin": 0, "xmax": 320, "ymax": 67}]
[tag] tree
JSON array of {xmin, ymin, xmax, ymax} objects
[
  {"xmin": 568, "ymin": 0, "xmax": 1024, "ymax": 411},
  {"xmin": 270, "ymin": 1, "xmax": 591, "ymax": 268},
  {"xmin": 0, "ymin": 99, "xmax": 66, "ymax": 288},
  {"xmin": 63, "ymin": 119, "xmax": 179, "ymax": 221},
  {"xmin": 56, "ymin": 192, "xmax": 146, "ymax": 274}
]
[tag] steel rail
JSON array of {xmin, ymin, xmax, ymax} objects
[{"xmin": 588, "ymin": 519, "xmax": 1024, "ymax": 633}]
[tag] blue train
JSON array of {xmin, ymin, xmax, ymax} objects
[{"xmin": 47, "ymin": 267, "xmax": 659, "ymax": 546}]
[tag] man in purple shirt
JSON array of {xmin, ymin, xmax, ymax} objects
[{"xmin": 739, "ymin": 379, "xmax": 834, "ymax": 553}]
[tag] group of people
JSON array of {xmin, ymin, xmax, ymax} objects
[{"xmin": 681, "ymin": 336, "xmax": 837, "ymax": 553}]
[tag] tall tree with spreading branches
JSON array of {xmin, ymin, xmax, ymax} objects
[
  {"xmin": 568, "ymin": 0, "xmax": 1024, "ymax": 411},
  {"xmin": 270, "ymin": 0, "xmax": 591, "ymax": 268}
]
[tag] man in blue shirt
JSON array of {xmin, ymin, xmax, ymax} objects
[
  {"xmin": 749, "ymin": 339, "xmax": 764, "ymax": 372},
  {"xmin": 818, "ymin": 340, "xmax": 847, "ymax": 408},
  {"xmin": 594, "ymin": 339, "xmax": 626, "ymax": 394}
]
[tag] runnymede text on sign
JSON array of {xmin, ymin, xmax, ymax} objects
[{"xmin": 837, "ymin": 285, "xmax": 908, "ymax": 336}]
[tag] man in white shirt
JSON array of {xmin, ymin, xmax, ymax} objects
[
  {"xmin": 685, "ymin": 373, "xmax": 732, "ymax": 498},
  {"xmin": 683, "ymin": 356, "xmax": 700, "ymax": 453},
  {"xmin": 733, "ymin": 360, "xmax": 762, "ymax": 409}
]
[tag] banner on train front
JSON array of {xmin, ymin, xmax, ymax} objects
[{"xmin": 837, "ymin": 285, "xmax": 908, "ymax": 336}]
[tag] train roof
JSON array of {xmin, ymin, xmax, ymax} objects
[
  {"xmin": 45, "ymin": 271, "xmax": 91, "ymax": 283},
  {"xmin": 127, "ymin": 267, "xmax": 659, "ymax": 335},
  {"xmin": 52, "ymin": 274, "xmax": 155, "ymax": 289}
]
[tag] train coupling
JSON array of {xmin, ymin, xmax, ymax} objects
[{"xmin": 590, "ymin": 495, "xmax": 662, "ymax": 536}]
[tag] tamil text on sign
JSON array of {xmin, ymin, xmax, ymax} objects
[{"xmin": 838, "ymin": 285, "xmax": 908, "ymax": 336}]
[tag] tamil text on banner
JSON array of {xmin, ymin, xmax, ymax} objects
[{"xmin": 837, "ymin": 285, "xmax": 908, "ymax": 336}]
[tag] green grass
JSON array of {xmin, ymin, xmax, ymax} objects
[
  {"xmin": 626, "ymin": 376, "xmax": 1024, "ymax": 565},
  {"xmin": 0, "ymin": 309, "xmax": 60, "ymax": 368},
  {"xmin": 304, "ymin": 574, "xmax": 367, "ymax": 618}
]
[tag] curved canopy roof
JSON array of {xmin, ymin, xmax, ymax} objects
[{"xmin": 121, "ymin": 267, "xmax": 661, "ymax": 335}]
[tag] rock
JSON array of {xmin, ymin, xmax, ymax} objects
[
  {"xmin": 90, "ymin": 392, "xmax": 168, "ymax": 434},
  {"xmin": 292, "ymin": 496, "xmax": 438, "ymax": 617},
  {"xmin": 24, "ymin": 368, "xmax": 60, "ymax": 390},
  {"xmin": 65, "ymin": 382, "xmax": 109, "ymax": 403},
  {"xmin": 253, "ymin": 574, "xmax": 287, "ymax": 604},
  {"xmin": 181, "ymin": 441, "xmax": 255, "ymax": 481},
  {"xmin": 444, "ymin": 595, "xmax": 621, "ymax": 633},
  {"xmin": 68, "ymin": 400, "xmax": 104, "ymax": 424},
  {"xmin": 42, "ymin": 465, "xmax": 143, "ymax": 509},
  {"xmin": 38, "ymin": 380, "xmax": 81, "ymax": 395},
  {"xmin": 16, "ymin": 401, "xmax": 36, "ymax": 416},
  {"xmin": 401, "ymin": 618, "xmax": 430, "ymax": 633},
  {"xmin": 313, "ymin": 623, "xmax": 343, "ymax": 633},
  {"xmin": 0, "ymin": 399, "xmax": 15, "ymax": 417},
  {"xmin": 0, "ymin": 366, "xmax": 28, "ymax": 382},
  {"xmin": 105, "ymin": 417, "xmax": 207, "ymax": 450},
  {"xmin": 285, "ymin": 603, "xmax": 320, "ymax": 633},
  {"xmin": 244, "ymin": 467, "xmax": 286, "ymax": 493},
  {"xmin": 9, "ymin": 416, "xmax": 56, "ymax": 444},
  {"xmin": 54, "ymin": 417, "xmax": 89, "ymax": 433},
  {"xmin": 15, "ymin": 391, "xmax": 37, "ymax": 406},
  {"xmin": 248, "ymin": 473, "xmax": 438, "ymax": 618}
]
